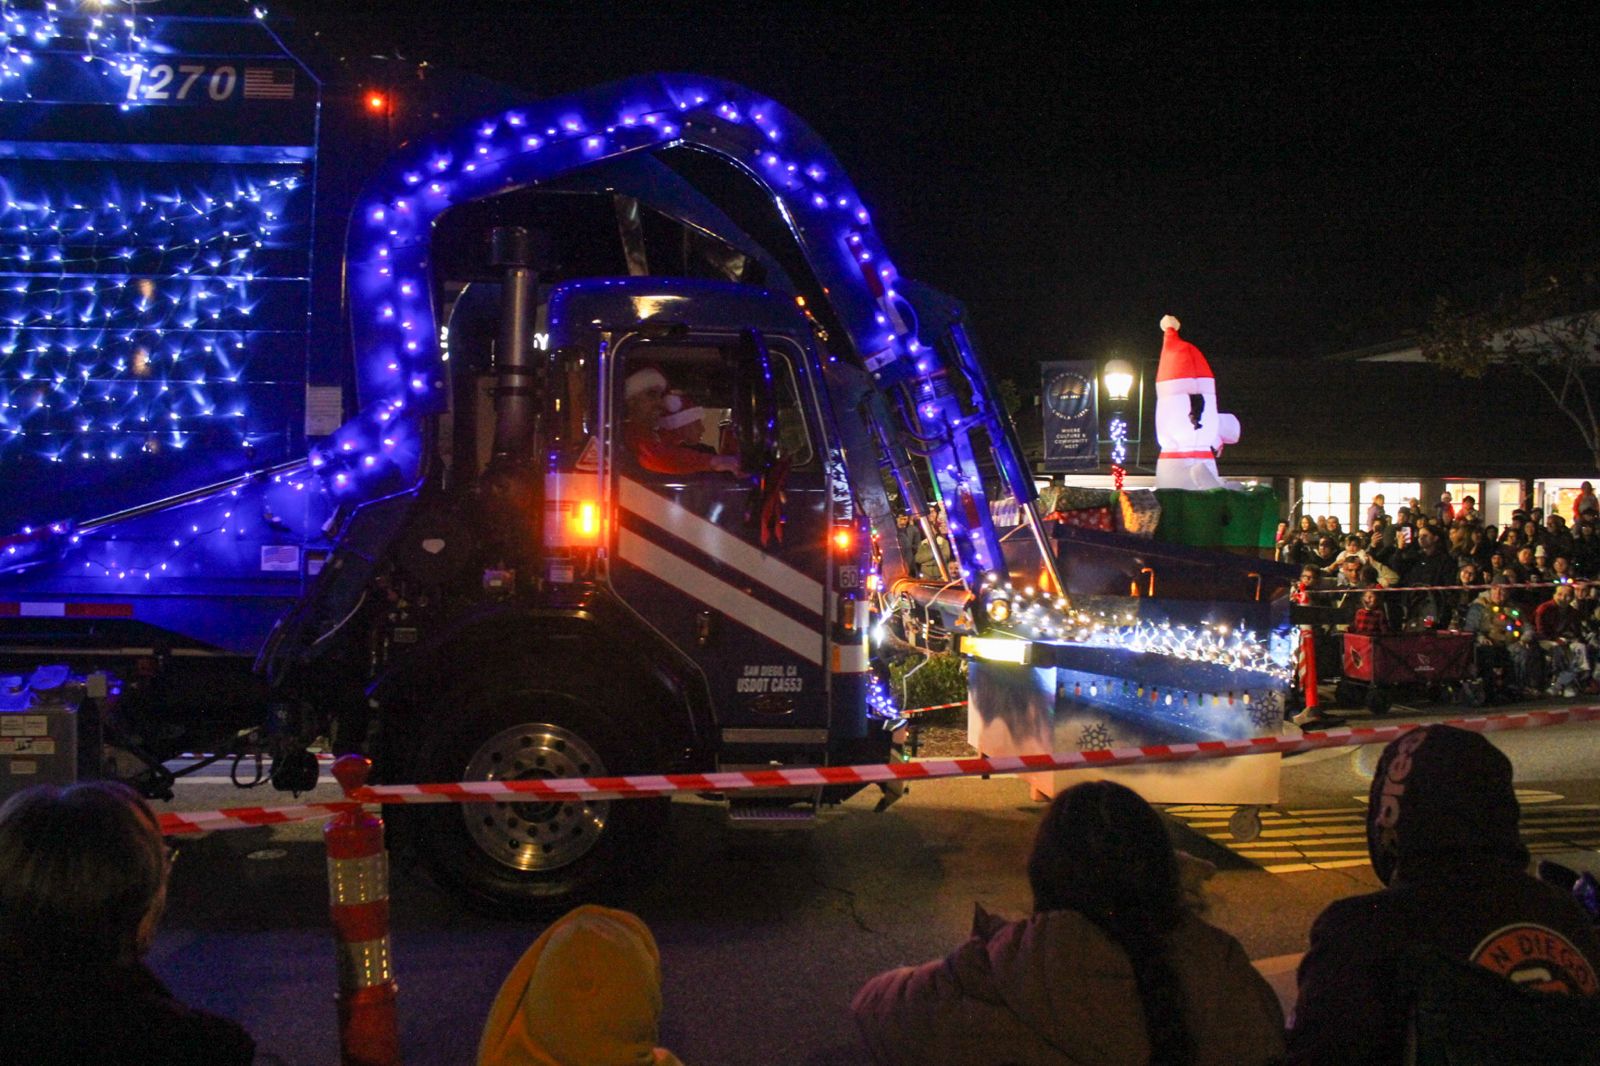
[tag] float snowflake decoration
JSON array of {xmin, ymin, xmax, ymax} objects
[
  {"xmin": 1249, "ymin": 690, "xmax": 1285, "ymax": 733},
  {"xmin": 1078, "ymin": 721, "xmax": 1113, "ymax": 751}
]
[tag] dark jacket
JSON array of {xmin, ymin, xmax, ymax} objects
[
  {"xmin": 1287, "ymin": 726, "xmax": 1600, "ymax": 1065},
  {"xmin": 1400, "ymin": 547, "xmax": 1457, "ymax": 624},
  {"xmin": 853, "ymin": 905, "xmax": 1285, "ymax": 1066},
  {"xmin": 0, "ymin": 955, "xmax": 254, "ymax": 1066}
]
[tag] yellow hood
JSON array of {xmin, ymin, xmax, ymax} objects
[{"xmin": 478, "ymin": 904, "xmax": 684, "ymax": 1066}]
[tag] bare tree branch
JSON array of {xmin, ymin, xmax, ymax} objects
[
  {"xmin": 1420, "ymin": 266, "xmax": 1600, "ymax": 473},
  {"xmin": 1525, "ymin": 366, "xmax": 1599, "ymax": 457}
]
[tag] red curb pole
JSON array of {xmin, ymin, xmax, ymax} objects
[
  {"xmin": 326, "ymin": 755, "xmax": 401, "ymax": 1066},
  {"xmin": 1301, "ymin": 624, "xmax": 1319, "ymax": 712}
]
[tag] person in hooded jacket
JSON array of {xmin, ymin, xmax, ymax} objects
[
  {"xmin": 1286, "ymin": 725, "xmax": 1600, "ymax": 1065},
  {"xmin": 478, "ymin": 904, "xmax": 684, "ymax": 1066},
  {"xmin": 850, "ymin": 779, "xmax": 1285, "ymax": 1066}
]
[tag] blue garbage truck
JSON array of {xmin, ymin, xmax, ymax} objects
[{"xmin": 0, "ymin": 1, "xmax": 1287, "ymax": 910}]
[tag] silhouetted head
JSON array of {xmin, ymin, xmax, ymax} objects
[
  {"xmin": 1028, "ymin": 779, "xmax": 1182, "ymax": 926},
  {"xmin": 0, "ymin": 782, "xmax": 169, "ymax": 967},
  {"xmin": 1367, "ymin": 725, "xmax": 1524, "ymax": 884},
  {"xmin": 1029, "ymin": 781, "xmax": 1193, "ymax": 1065}
]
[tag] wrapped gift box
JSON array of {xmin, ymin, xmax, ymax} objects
[
  {"xmin": 1117, "ymin": 489, "xmax": 1162, "ymax": 537},
  {"xmin": 1056, "ymin": 506, "xmax": 1114, "ymax": 532}
]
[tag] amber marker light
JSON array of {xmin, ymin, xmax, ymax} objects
[{"xmin": 573, "ymin": 501, "xmax": 599, "ymax": 539}]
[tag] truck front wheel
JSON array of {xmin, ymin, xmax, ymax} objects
[{"xmin": 399, "ymin": 678, "xmax": 669, "ymax": 914}]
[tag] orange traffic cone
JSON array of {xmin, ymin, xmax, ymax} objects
[{"xmin": 326, "ymin": 755, "xmax": 401, "ymax": 1066}]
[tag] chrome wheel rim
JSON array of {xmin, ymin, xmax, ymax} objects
[{"xmin": 461, "ymin": 721, "xmax": 610, "ymax": 872}]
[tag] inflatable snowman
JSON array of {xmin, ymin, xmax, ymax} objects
[{"xmin": 1153, "ymin": 315, "xmax": 1241, "ymax": 491}]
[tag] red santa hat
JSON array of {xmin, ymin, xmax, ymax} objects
[
  {"xmin": 657, "ymin": 390, "xmax": 705, "ymax": 431},
  {"xmin": 1154, "ymin": 315, "xmax": 1214, "ymax": 385},
  {"xmin": 624, "ymin": 366, "xmax": 668, "ymax": 400}
]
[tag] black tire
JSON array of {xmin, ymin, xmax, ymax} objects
[
  {"xmin": 1333, "ymin": 679, "xmax": 1365, "ymax": 709},
  {"xmin": 1366, "ymin": 687, "xmax": 1393, "ymax": 716},
  {"xmin": 397, "ymin": 672, "xmax": 670, "ymax": 916}
]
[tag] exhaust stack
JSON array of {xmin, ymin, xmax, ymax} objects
[{"xmin": 488, "ymin": 225, "xmax": 535, "ymax": 459}]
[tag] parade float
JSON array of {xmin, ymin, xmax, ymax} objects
[{"xmin": 959, "ymin": 316, "xmax": 1295, "ymax": 814}]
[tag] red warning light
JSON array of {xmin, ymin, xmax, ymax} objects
[{"xmin": 365, "ymin": 91, "xmax": 387, "ymax": 114}]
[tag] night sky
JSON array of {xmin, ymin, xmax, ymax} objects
[{"xmin": 280, "ymin": 3, "xmax": 1599, "ymax": 379}]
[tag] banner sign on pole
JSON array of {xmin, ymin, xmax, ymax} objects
[{"xmin": 1041, "ymin": 360, "xmax": 1099, "ymax": 471}]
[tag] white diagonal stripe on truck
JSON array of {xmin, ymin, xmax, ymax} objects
[
  {"xmin": 617, "ymin": 527, "xmax": 823, "ymax": 664},
  {"xmin": 618, "ymin": 477, "xmax": 823, "ymax": 614}
]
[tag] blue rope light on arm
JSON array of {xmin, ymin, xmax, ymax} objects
[{"xmin": 330, "ymin": 74, "xmax": 1011, "ymax": 580}]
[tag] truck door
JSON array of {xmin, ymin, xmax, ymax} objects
[{"xmin": 607, "ymin": 329, "xmax": 831, "ymax": 746}]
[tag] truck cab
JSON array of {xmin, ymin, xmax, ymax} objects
[
  {"xmin": 540, "ymin": 280, "xmax": 876, "ymax": 758},
  {"xmin": 272, "ymin": 204, "xmax": 897, "ymax": 909}
]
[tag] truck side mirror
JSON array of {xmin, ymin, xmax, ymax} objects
[{"xmin": 733, "ymin": 329, "xmax": 779, "ymax": 473}]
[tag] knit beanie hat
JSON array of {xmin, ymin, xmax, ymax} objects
[{"xmin": 1366, "ymin": 725, "xmax": 1526, "ymax": 884}]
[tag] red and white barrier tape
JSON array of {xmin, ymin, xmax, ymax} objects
[
  {"xmin": 904, "ymin": 700, "xmax": 966, "ymax": 716},
  {"xmin": 176, "ymin": 752, "xmax": 340, "ymax": 762},
  {"xmin": 155, "ymin": 706, "xmax": 1600, "ymax": 836},
  {"xmin": 161, "ymin": 801, "xmax": 359, "ymax": 835}
]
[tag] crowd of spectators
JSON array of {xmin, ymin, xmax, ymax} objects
[{"xmin": 1278, "ymin": 485, "xmax": 1600, "ymax": 701}]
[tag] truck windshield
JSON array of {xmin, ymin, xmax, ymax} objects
[{"xmin": 613, "ymin": 336, "xmax": 816, "ymax": 475}]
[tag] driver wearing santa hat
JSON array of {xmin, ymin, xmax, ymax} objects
[{"xmin": 622, "ymin": 368, "xmax": 739, "ymax": 475}]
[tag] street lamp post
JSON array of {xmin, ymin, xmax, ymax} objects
[{"xmin": 1103, "ymin": 359, "xmax": 1135, "ymax": 492}]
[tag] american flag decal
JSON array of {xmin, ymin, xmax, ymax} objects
[{"xmin": 243, "ymin": 67, "xmax": 296, "ymax": 100}]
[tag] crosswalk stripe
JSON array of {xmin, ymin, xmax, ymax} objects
[
  {"xmin": 1181, "ymin": 822, "xmax": 1600, "ymax": 841},
  {"xmin": 1172, "ymin": 812, "xmax": 1600, "ymax": 829},
  {"xmin": 1184, "ymin": 813, "xmax": 1368, "ymax": 828},
  {"xmin": 1235, "ymin": 848, "xmax": 1372, "ymax": 859},
  {"xmin": 1168, "ymin": 798, "xmax": 1600, "ymax": 875},
  {"xmin": 1250, "ymin": 826, "xmax": 1370, "ymax": 839},
  {"xmin": 1263, "ymin": 858, "xmax": 1371, "ymax": 874},
  {"xmin": 1246, "ymin": 835, "xmax": 1369, "ymax": 846}
]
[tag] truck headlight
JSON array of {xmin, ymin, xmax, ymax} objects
[{"xmin": 984, "ymin": 592, "xmax": 1011, "ymax": 624}]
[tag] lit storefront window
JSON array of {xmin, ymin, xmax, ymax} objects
[
  {"xmin": 1445, "ymin": 482, "xmax": 1482, "ymax": 519},
  {"xmin": 1358, "ymin": 481, "xmax": 1420, "ymax": 527},
  {"xmin": 1301, "ymin": 480, "xmax": 1353, "ymax": 530},
  {"xmin": 1496, "ymin": 480, "xmax": 1523, "ymax": 528}
]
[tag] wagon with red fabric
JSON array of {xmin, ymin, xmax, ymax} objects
[{"xmin": 1334, "ymin": 631, "xmax": 1476, "ymax": 714}]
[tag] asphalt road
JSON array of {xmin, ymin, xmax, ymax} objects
[{"xmin": 148, "ymin": 701, "xmax": 1600, "ymax": 1066}]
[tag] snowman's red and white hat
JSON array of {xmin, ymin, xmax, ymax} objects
[{"xmin": 1154, "ymin": 315, "xmax": 1215, "ymax": 395}]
